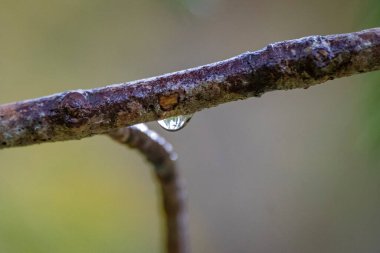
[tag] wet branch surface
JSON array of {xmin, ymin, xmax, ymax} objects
[
  {"xmin": 109, "ymin": 124, "xmax": 189, "ymax": 253},
  {"xmin": 1, "ymin": 28, "xmax": 380, "ymax": 148}
]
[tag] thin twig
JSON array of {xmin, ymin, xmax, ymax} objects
[
  {"xmin": 1, "ymin": 28, "xmax": 380, "ymax": 148},
  {"xmin": 109, "ymin": 125, "xmax": 189, "ymax": 253}
]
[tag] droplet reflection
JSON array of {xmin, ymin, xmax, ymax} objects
[{"xmin": 157, "ymin": 114, "xmax": 193, "ymax": 132}]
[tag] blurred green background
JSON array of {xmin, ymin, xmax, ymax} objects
[{"xmin": 0, "ymin": 0, "xmax": 380, "ymax": 252}]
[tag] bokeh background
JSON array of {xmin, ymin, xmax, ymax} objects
[{"xmin": 1, "ymin": 0, "xmax": 380, "ymax": 252}]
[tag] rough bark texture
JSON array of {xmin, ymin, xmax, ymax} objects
[
  {"xmin": 1, "ymin": 28, "xmax": 380, "ymax": 148},
  {"xmin": 109, "ymin": 124, "xmax": 189, "ymax": 253}
]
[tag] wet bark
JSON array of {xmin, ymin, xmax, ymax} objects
[{"xmin": 1, "ymin": 28, "xmax": 379, "ymax": 148}]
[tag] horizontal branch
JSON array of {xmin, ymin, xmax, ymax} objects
[{"xmin": 1, "ymin": 28, "xmax": 380, "ymax": 148}]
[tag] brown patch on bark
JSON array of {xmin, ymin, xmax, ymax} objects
[{"xmin": 159, "ymin": 93, "xmax": 179, "ymax": 111}]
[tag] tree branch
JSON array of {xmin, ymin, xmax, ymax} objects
[
  {"xmin": 109, "ymin": 124, "xmax": 189, "ymax": 253},
  {"xmin": 1, "ymin": 28, "xmax": 380, "ymax": 148}
]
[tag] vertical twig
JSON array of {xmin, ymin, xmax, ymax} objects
[{"xmin": 109, "ymin": 125, "xmax": 189, "ymax": 253}]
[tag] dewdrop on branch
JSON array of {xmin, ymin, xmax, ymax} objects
[{"xmin": 158, "ymin": 114, "xmax": 193, "ymax": 132}]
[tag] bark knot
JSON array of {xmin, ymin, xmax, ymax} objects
[{"xmin": 59, "ymin": 92, "xmax": 90, "ymax": 128}]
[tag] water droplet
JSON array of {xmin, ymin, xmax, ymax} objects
[{"xmin": 157, "ymin": 114, "xmax": 193, "ymax": 132}]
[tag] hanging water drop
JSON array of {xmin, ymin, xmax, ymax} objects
[{"xmin": 157, "ymin": 114, "xmax": 193, "ymax": 132}]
